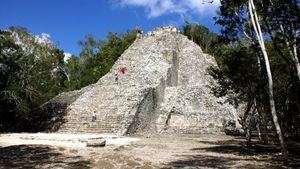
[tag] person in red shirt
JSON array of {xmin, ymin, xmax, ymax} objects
[
  {"xmin": 119, "ymin": 66, "xmax": 126, "ymax": 74},
  {"xmin": 114, "ymin": 66, "xmax": 126, "ymax": 82}
]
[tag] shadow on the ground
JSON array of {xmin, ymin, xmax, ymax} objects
[
  {"xmin": 194, "ymin": 143, "xmax": 280, "ymax": 156},
  {"xmin": 163, "ymin": 154, "xmax": 229, "ymax": 169},
  {"xmin": 0, "ymin": 145, "xmax": 91, "ymax": 169},
  {"xmin": 197, "ymin": 138, "xmax": 300, "ymax": 161},
  {"xmin": 165, "ymin": 137, "xmax": 300, "ymax": 169},
  {"xmin": 163, "ymin": 154, "xmax": 285, "ymax": 169}
]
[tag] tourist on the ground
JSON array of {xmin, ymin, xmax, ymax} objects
[{"xmin": 92, "ymin": 111, "xmax": 97, "ymax": 122}]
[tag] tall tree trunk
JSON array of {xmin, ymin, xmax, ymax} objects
[
  {"xmin": 292, "ymin": 42, "xmax": 300, "ymax": 79},
  {"xmin": 246, "ymin": 126, "xmax": 252, "ymax": 147},
  {"xmin": 248, "ymin": 0, "xmax": 288, "ymax": 155}
]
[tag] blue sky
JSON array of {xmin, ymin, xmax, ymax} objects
[{"xmin": 0, "ymin": 0, "xmax": 221, "ymax": 56}]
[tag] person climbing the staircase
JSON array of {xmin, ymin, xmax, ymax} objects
[
  {"xmin": 114, "ymin": 71, "xmax": 119, "ymax": 82},
  {"xmin": 92, "ymin": 111, "xmax": 97, "ymax": 122},
  {"xmin": 119, "ymin": 65, "xmax": 127, "ymax": 74},
  {"xmin": 114, "ymin": 65, "xmax": 126, "ymax": 82}
]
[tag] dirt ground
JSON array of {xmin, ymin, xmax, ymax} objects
[{"xmin": 0, "ymin": 133, "xmax": 299, "ymax": 169}]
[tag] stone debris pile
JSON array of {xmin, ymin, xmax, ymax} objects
[{"xmin": 42, "ymin": 26, "xmax": 240, "ymax": 135}]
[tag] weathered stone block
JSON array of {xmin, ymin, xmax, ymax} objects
[{"xmin": 86, "ymin": 139, "xmax": 106, "ymax": 147}]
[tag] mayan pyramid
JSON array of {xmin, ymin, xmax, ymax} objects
[{"xmin": 41, "ymin": 26, "xmax": 239, "ymax": 135}]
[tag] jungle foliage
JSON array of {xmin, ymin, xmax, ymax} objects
[
  {"xmin": 182, "ymin": 1, "xmax": 299, "ymax": 151},
  {"xmin": 0, "ymin": 27, "xmax": 137, "ymax": 131}
]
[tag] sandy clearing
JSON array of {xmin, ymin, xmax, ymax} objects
[
  {"xmin": 0, "ymin": 133, "xmax": 140, "ymax": 148},
  {"xmin": 0, "ymin": 133, "xmax": 297, "ymax": 169}
]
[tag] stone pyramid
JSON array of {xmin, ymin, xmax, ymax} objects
[{"xmin": 42, "ymin": 26, "xmax": 239, "ymax": 135}]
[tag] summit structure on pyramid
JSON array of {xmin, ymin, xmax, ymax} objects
[{"xmin": 42, "ymin": 26, "xmax": 240, "ymax": 135}]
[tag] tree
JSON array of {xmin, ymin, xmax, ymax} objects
[
  {"xmin": 258, "ymin": 0, "xmax": 300, "ymax": 80},
  {"xmin": 248, "ymin": 0, "xmax": 287, "ymax": 154},
  {"xmin": 214, "ymin": 0, "xmax": 297, "ymax": 155},
  {"xmin": 0, "ymin": 26, "xmax": 137, "ymax": 131},
  {"xmin": 182, "ymin": 22, "xmax": 218, "ymax": 53},
  {"xmin": 208, "ymin": 41, "xmax": 270, "ymax": 145},
  {"xmin": 0, "ymin": 27, "xmax": 69, "ymax": 131},
  {"xmin": 74, "ymin": 30, "xmax": 137, "ymax": 88}
]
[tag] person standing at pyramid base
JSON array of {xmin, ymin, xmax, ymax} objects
[{"xmin": 92, "ymin": 111, "xmax": 97, "ymax": 122}]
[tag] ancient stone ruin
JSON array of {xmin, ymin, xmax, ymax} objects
[{"xmin": 42, "ymin": 26, "xmax": 240, "ymax": 135}]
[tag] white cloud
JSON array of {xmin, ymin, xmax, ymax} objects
[
  {"xmin": 118, "ymin": 0, "xmax": 220, "ymax": 18},
  {"xmin": 35, "ymin": 33, "xmax": 52, "ymax": 45},
  {"xmin": 64, "ymin": 52, "xmax": 72, "ymax": 62},
  {"xmin": 183, "ymin": 0, "xmax": 220, "ymax": 15}
]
